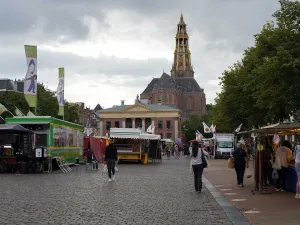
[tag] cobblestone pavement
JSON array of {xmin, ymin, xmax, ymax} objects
[{"xmin": 0, "ymin": 158, "xmax": 233, "ymax": 225}]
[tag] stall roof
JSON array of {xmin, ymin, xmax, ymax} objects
[
  {"xmin": 237, "ymin": 122, "xmax": 300, "ymax": 135},
  {"xmin": 110, "ymin": 128, "xmax": 141, "ymax": 139},
  {"xmin": 0, "ymin": 124, "xmax": 32, "ymax": 133},
  {"xmin": 140, "ymin": 133, "xmax": 161, "ymax": 140},
  {"xmin": 161, "ymin": 138, "xmax": 174, "ymax": 143}
]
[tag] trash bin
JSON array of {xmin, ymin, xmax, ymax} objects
[
  {"xmin": 75, "ymin": 158, "xmax": 79, "ymax": 164},
  {"xmin": 20, "ymin": 162, "xmax": 28, "ymax": 174}
]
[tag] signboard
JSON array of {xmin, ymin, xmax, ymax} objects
[{"xmin": 35, "ymin": 148, "xmax": 42, "ymax": 158}]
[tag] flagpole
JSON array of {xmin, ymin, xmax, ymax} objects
[{"xmin": 35, "ymin": 45, "xmax": 38, "ymax": 116}]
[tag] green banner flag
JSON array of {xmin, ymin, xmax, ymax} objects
[
  {"xmin": 24, "ymin": 45, "xmax": 37, "ymax": 108},
  {"xmin": 57, "ymin": 68, "xmax": 64, "ymax": 117}
]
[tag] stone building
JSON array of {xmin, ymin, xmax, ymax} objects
[
  {"xmin": 140, "ymin": 14, "xmax": 206, "ymax": 118},
  {"xmin": 98, "ymin": 99, "xmax": 182, "ymax": 140}
]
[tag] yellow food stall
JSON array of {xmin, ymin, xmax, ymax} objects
[{"xmin": 109, "ymin": 128, "xmax": 161, "ymax": 164}]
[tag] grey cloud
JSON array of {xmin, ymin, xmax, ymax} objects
[
  {"xmin": 0, "ymin": 0, "xmax": 283, "ymax": 105},
  {"xmin": 0, "ymin": 48, "xmax": 171, "ymax": 82}
]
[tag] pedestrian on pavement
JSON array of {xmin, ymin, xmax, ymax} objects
[
  {"xmin": 190, "ymin": 141, "xmax": 209, "ymax": 193},
  {"xmin": 275, "ymin": 140, "xmax": 293, "ymax": 191},
  {"xmin": 105, "ymin": 138, "xmax": 118, "ymax": 182},
  {"xmin": 232, "ymin": 142, "xmax": 248, "ymax": 187},
  {"xmin": 295, "ymin": 149, "xmax": 300, "ymax": 199},
  {"xmin": 263, "ymin": 146, "xmax": 273, "ymax": 186},
  {"xmin": 87, "ymin": 148, "xmax": 98, "ymax": 170},
  {"xmin": 174, "ymin": 144, "xmax": 179, "ymax": 159}
]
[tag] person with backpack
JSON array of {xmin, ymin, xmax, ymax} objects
[{"xmin": 189, "ymin": 141, "xmax": 209, "ymax": 193}]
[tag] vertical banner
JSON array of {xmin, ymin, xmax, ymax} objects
[
  {"xmin": 24, "ymin": 45, "xmax": 37, "ymax": 108},
  {"xmin": 57, "ymin": 67, "xmax": 65, "ymax": 117}
]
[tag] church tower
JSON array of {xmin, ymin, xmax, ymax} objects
[{"xmin": 170, "ymin": 13, "xmax": 194, "ymax": 78}]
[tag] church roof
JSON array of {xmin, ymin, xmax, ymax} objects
[
  {"xmin": 141, "ymin": 78, "xmax": 159, "ymax": 95},
  {"xmin": 140, "ymin": 72, "xmax": 204, "ymax": 94},
  {"xmin": 101, "ymin": 103, "xmax": 179, "ymax": 112},
  {"xmin": 94, "ymin": 103, "xmax": 103, "ymax": 111}
]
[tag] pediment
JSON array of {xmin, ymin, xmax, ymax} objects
[{"xmin": 124, "ymin": 104, "xmax": 152, "ymax": 112}]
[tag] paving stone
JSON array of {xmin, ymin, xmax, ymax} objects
[{"xmin": 0, "ymin": 158, "xmax": 233, "ymax": 224}]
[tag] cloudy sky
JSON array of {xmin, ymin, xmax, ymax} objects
[{"xmin": 0, "ymin": 0, "xmax": 280, "ymax": 109}]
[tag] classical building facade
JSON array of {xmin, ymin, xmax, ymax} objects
[
  {"xmin": 98, "ymin": 100, "xmax": 182, "ymax": 140},
  {"xmin": 140, "ymin": 14, "xmax": 206, "ymax": 117}
]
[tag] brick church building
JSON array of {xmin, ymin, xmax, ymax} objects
[{"xmin": 140, "ymin": 14, "xmax": 206, "ymax": 117}]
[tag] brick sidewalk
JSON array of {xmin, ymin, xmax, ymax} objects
[{"xmin": 204, "ymin": 159, "xmax": 300, "ymax": 225}]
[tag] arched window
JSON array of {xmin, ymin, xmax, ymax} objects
[
  {"xmin": 157, "ymin": 93, "xmax": 162, "ymax": 104},
  {"xmin": 166, "ymin": 93, "xmax": 169, "ymax": 104}
]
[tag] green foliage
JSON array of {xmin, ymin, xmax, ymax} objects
[
  {"xmin": 0, "ymin": 91, "xmax": 29, "ymax": 118},
  {"xmin": 64, "ymin": 102, "xmax": 80, "ymax": 124},
  {"xmin": 181, "ymin": 113, "xmax": 213, "ymax": 141},
  {"xmin": 37, "ymin": 83, "xmax": 59, "ymax": 117},
  {"xmin": 0, "ymin": 83, "xmax": 80, "ymax": 124},
  {"xmin": 211, "ymin": 0, "xmax": 300, "ymax": 132}
]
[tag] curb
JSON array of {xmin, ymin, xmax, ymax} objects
[{"xmin": 203, "ymin": 177, "xmax": 250, "ymax": 225}]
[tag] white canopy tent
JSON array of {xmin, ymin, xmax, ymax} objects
[
  {"xmin": 110, "ymin": 128, "xmax": 141, "ymax": 139},
  {"xmin": 110, "ymin": 128, "xmax": 161, "ymax": 140},
  {"xmin": 140, "ymin": 133, "xmax": 161, "ymax": 140}
]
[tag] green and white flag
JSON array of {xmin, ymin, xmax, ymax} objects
[
  {"xmin": 57, "ymin": 68, "xmax": 64, "ymax": 117},
  {"xmin": 24, "ymin": 45, "xmax": 37, "ymax": 108},
  {"xmin": 15, "ymin": 107, "xmax": 25, "ymax": 116},
  {"xmin": 0, "ymin": 103, "xmax": 8, "ymax": 115},
  {"xmin": 27, "ymin": 110, "xmax": 35, "ymax": 116}
]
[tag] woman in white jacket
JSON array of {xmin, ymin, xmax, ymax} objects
[{"xmin": 190, "ymin": 142, "xmax": 209, "ymax": 193}]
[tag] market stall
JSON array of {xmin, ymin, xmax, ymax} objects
[
  {"xmin": 5, "ymin": 116, "xmax": 84, "ymax": 165},
  {"xmin": 140, "ymin": 133, "xmax": 161, "ymax": 162},
  {"xmin": 238, "ymin": 122, "xmax": 300, "ymax": 194},
  {"xmin": 110, "ymin": 128, "xmax": 161, "ymax": 164},
  {"xmin": 0, "ymin": 124, "xmax": 36, "ymax": 173}
]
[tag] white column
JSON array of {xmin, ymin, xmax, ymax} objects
[
  {"xmin": 122, "ymin": 119, "xmax": 126, "ymax": 128},
  {"xmin": 142, "ymin": 119, "xmax": 145, "ymax": 131},
  {"xmin": 132, "ymin": 118, "xmax": 135, "ymax": 128},
  {"xmin": 174, "ymin": 120, "xmax": 179, "ymax": 140},
  {"xmin": 99, "ymin": 120, "xmax": 104, "ymax": 137}
]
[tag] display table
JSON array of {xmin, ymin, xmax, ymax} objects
[{"xmin": 0, "ymin": 156, "xmax": 17, "ymax": 164}]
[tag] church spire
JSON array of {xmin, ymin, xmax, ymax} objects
[{"xmin": 170, "ymin": 13, "xmax": 194, "ymax": 78}]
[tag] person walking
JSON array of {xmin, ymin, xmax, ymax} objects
[
  {"xmin": 232, "ymin": 142, "xmax": 248, "ymax": 187},
  {"xmin": 190, "ymin": 141, "xmax": 209, "ymax": 193},
  {"xmin": 104, "ymin": 139, "xmax": 118, "ymax": 182},
  {"xmin": 276, "ymin": 140, "xmax": 293, "ymax": 191},
  {"xmin": 295, "ymin": 149, "xmax": 300, "ymax": 199}
]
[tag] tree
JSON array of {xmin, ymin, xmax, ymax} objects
[
  {"xmin": 64, "ymin": 102, "xmax": 80, "ymax": 124},
  {"xmin": 36, "ymin": 83, "xmax": 59, "ymax": 117},
  {"xmin": 0, "ymin": 91, "xmax": 29, "ymax": 117},
  {"xmin": 181, "ymin": 113, "xmax": 213, "ymax": 141},
  {"xmin": 212, "ymin": 0, "xmax": 300, "ymax": 131},
  {"xmin": 0, "ymin": 83, "xmax": 80, "ymax": 124}
]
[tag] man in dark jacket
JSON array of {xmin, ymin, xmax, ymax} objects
[{"xmin": 105, "ymin": 139, "xmax": 118, "ymax": 181}]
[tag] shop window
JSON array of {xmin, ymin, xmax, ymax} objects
[
  {"xmin": 115, "ymin": 121, "xmax": 120, "ymax": 128},
  {"xmin": 166, "ymin": 133, "xmax": 172, "ymax": 139},
  {"xmin": 166, "ymin": 121, "xmax": 171, "ymax": 130},
  {"xmin": 106, "ymin": 121, "xmax": 111, "ymax": 130},
  {"xmin": 158, "ymin": 120, "xmax": 163, "ymax": 129}
]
